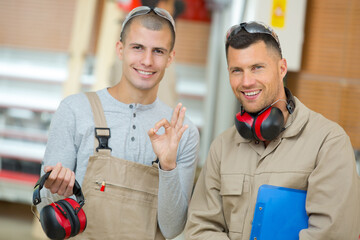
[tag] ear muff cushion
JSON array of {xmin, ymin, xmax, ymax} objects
[
  {"xmin": 235, "ymin": 112, "xmax": 254, "ymax": 140},
  {"xmin": 40, "ymin": 204, "xmax": 68, "ymax": 240},
  {"xmin": 255, "ymin": 107, "xmax": 284, "ymax": 141},
  {"xmin": 63, "ymin": 197, "xmax": 86, "ymax": 233},
  {"xmin": 58, "ymin": 199, "xmax": 81, "ymax": 237},
  {"xmin": 63, "ymin": 197, "xmax": 86, "ymax": 234},
  {"xmin": 67, "ymin": 198, "xmax": 87, "ymax": 233}
]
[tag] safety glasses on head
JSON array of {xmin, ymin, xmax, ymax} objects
[
  {"xmin": 225, "ymin": 21, "xmax": 281, "ymax": 51},
  {"xmin": 120, "ymin": 6, "xmax": 175, "ymax": 41}
]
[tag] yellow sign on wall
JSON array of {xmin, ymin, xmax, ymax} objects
[{"xmin": 271, "ymin": 0, "xmax": 287, "ymax": 28}]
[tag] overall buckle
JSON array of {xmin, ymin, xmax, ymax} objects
[{"xmin": 95, "ymin": 128, "xmax": 112, "ymax": 152}]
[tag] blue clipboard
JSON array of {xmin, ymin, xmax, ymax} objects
[{"xmin": 250, "ymin": 184, "xmax": 308, "ymax": 240}]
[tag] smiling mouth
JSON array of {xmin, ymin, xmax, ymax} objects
[
  {"xmin": 242, "ymin": 90, "xmax": 261, "ymax": 96},
  {"xmin": 135, "ymin": 68, "xmax": 155, "ymax": 76}
]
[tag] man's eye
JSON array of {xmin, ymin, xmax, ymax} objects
[
  {"xmin": 154, "ymin": 49, "xmax": 164, "ymax": 54},
  {"xmin": 133, "ymin": 46, "xmax": 142, "ymax": 50},
  {"xmin": 253, "ymin": 66, "xmax": 263, "ymax": 71}
]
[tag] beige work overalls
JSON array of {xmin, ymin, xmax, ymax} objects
[{"xmin": 74, "ymin": 92, "xmax": 165, "ymax": 240}]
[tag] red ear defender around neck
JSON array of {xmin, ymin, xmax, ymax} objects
[{"xmin": 234, "ymin": 87, "xmax": 295, "ymax": 141}]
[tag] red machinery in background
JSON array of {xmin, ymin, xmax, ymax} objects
[{"xmin": 117, "ymin": 0, "xmax": 211, "ymax": 22}]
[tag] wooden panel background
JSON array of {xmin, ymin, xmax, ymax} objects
[
  {"xmin": 0, "ymin": 0, "xmax": 104, "ymax": 54},
  {"xmin": 288, "ymin": 0, "xmax": 360, "ymax": 148},
  {"xmin": 174, "ymin": 19, "xmax": 210, "ymax": 65},
  {"xmin": 288, "ymin": 73, "xmax": 360, "ymax": 148},
  {"xmin": 0, "ymin": 1, "xmax": 210, "ymax": 63},
  {"xmin": 0, "ymin": 0, "xmax": 76, "ymax": 52}
]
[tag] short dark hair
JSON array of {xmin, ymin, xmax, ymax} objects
[
  {"xmin": 225, "ymin": 30, "xmax": 282, "ymax": 59},
  {"xmin": 120, "ymin": 12, "xmax": 176, "ymax": 51}
]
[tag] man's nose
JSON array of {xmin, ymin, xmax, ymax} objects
[
  {"xmin": 140, "ymin": 50, "xmax": 153, "ymax": 66},
  {"xmin": 242, "ymin": 71, "xmax": 256, "ymax": 87}
]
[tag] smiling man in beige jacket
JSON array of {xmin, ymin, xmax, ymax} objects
[{"xmin": 185, "ymin": 21, "xmax": 360, "ymax": 240}]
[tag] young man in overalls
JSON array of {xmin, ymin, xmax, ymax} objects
[{"xmin": 38, "ymin": 6, "xmax": 199, "ymax": 239}]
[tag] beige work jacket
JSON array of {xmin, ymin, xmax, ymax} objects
[{"xmin": 185, "ymin": 97, "xmax": 360, "ymax": 240}]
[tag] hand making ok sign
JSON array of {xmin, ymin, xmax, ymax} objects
[{"xmin": 148, "ymin": 103, "xmax": 189, "ymax": 171}]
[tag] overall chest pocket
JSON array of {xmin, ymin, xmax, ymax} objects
[{"xmin": 220, "ymin": 174, "xmax": 250, "ymax": 238}]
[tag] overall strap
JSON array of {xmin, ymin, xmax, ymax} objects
[{"xmin": 85, "ymin": 92, "xmax": 111, "ymax": 155}]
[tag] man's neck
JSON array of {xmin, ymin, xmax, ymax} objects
[{"xmin": 108, "ymin": 81, "xmax": 157, "ymax": 105}]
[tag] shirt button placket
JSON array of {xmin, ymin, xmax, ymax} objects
[{"xmin": 130, "ymin": 104, "xmax": 136, "ymax": 143}]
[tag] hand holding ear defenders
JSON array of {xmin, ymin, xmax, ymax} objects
[
  {"xmin": 235, "ymin": 87, "xmax": 295, "ymax": 141},
  {"xmin": 33, "ymin": 171, "xmax": 87, "ymax": 240}
]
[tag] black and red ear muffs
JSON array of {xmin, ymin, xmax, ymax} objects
[
  {"xmin": 32, "ymin": 171, "xmax": 87, "ymax": 240},
  {"xmin": 235, "ymin": 87, "xmax": 295, "ymax": 141}
]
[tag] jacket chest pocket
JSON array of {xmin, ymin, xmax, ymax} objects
[{"xmin": 220, "ymin": 174, "xmax": 250, "ymax": 237}]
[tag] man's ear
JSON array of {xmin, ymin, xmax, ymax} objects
[
  {"xmin": 116, "ymin": 41, "xmax": 124, "ymax": 60},
  {"xmin": 166, "ymin": 50, "xmax": 175, "ymax": 68},
  {"xmin": 279, "ymin": 58, "xmax": 287, "ymax": 79}
]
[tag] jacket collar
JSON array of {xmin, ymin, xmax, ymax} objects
[{"xmin": 280, "ymin": 97, "xmax": 309, "ymax": 138}]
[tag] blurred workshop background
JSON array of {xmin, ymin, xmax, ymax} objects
[{"xmin": 0, "ymin": 0, "xmax": 359, "ymax": 239}]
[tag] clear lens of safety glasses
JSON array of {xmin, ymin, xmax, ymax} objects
[
  {"xmin": 120, "ymin": 6, "xmax": 175, "ymax": 40},
  {"xmin": 225, "ymin": 21, "xmax": 280, "ymax": 50}
]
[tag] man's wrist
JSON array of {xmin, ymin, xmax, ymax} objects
[{"xmin": 158, "ymin": 159, "xmax": 176, "ymax": 171}]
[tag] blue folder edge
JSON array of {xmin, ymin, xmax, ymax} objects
[{"xmin": 249, "ymin": 184, "xmax": 309, "ymax": 240}]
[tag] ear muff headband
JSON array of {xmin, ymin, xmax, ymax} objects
[
  {"xmin": 33, "ymin": 171, "xmax": 85, "ymax": 207},
  {"xmin": 284, "ymin": 87, "xmax": 295, "ymax": 114}
]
